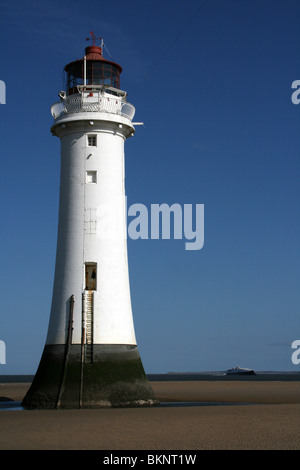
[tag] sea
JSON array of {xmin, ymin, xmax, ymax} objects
[{"xmin": 1, "ymin": 371, "xmax": 300, "ymax": 383}]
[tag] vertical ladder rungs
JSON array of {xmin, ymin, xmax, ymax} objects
[{"xmin": 85, "ymin": 290, "xmax": 93, "ymax": 363}]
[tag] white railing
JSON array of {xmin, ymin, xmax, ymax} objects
[{"xmin": 51, "ymin": 95, "xmax": 135, "ymax": 121}]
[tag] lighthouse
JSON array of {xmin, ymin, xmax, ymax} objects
[{"xmin": 23, "ymin": 37, "xmax": 158, "ymax": 409}]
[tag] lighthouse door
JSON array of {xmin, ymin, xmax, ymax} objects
[{"xmin": 85, "ymin": 263, "xmax": 97, "ymax": 290}]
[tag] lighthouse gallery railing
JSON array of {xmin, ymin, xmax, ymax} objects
[{"xmin": 51, "ymin": 95, "xmax": 135, "ymax": 121}]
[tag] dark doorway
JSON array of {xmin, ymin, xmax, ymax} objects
[{"xmin": 85, "ymin": 263, "xmax": 97, "ymax": 290}]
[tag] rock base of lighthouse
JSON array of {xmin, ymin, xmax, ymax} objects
[{"xmin": 22, "ymin": 344, "xmax": 159, "ymax": 409}]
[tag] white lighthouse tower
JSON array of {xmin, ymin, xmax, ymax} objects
[{"xmin": 23, "ymin": 37, "xmax": 158, "ymax": 409}]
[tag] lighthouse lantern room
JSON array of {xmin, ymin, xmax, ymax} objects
[{"xmin": 65, "ymin": 45, "xmax": 122, "ymax": 94}]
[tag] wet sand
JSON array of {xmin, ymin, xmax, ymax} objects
[{"xmin": 0, "ymin": 381, "xmax": 300, "ymax": 450}]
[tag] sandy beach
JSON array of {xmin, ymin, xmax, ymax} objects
[{"xmin": 0, "ymin": 380, "xmax": 299, "ymax": 450}]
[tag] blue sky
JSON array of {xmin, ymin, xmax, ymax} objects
[{"xmin": 0, "ymin": 0, "xmax": 299, "ymax": 374}]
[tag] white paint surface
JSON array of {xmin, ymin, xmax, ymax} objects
[{"xmin": 46, "ymin": 92, "xmax": 137, "ymax": 346}]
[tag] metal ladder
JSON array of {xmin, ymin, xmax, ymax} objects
[{"xmin": 85, "ymin": 290, "xmax": 94, "ymax": 363}]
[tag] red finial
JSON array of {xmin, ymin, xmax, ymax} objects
[{"xmin": 86, "ymin": 31, "xmax": 102, "ymax": 47}]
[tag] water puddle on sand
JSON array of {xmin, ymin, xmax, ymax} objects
[
  {"xmin": 160, "ymin": 401, "xmax": 257, "ymax": 407},
  {"xmin": 0, "ymin": 400, "xmax": 258, "ymax": 410},
  {"xmin": 0, "ymin": 401, "xmax": 24, "ymax": 410}
]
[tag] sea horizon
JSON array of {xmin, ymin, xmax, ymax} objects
[{"xmin": 1, "ymin": 370, "xmax": 300, "ymax": 383}]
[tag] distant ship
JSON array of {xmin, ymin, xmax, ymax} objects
[{"xmin": 226, "ymin": 365, "xmax": 256, "ymax": 375}]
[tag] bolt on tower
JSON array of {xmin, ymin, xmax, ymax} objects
[{"xmin": 23, "ymin": 38, "xmax": 158, "ymax": 409}]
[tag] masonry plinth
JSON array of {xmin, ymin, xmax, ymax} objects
[
  {"xmin": 23, "ymin": 345, "xmax": 157, "ymax": 409},
  {"xmin": 22, "ymin": 41, "xmax": 158, "ymax": 409}
]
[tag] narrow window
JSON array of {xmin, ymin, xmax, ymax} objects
[
  {"xmin": 86, "ymin": 170, "xmax": 97, "ymax": 183},
  {"xmin": 87, "ymin": 134, "xmax": 97, "ymax": 147},
  {"xmin": 85, "ymin": 263, "xmax": 97, "ymax": 290}
]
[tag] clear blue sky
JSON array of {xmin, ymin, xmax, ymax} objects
[{"xmin": 0, "ymin": 0, "xmax": 299, "ymax": 374}]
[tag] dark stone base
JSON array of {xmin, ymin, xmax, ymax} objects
[{"xmin": 22, "ymin": 344, "xmax": 159, "ymax": 409}]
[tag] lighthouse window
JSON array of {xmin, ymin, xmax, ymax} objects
[
  {"xmin": 88, "ymin": 135, "xmax": 97, "ymax": 147},
  {"xmin": 86, "ymin": 61, "xmax": 121, "ymax": 89},
  {"xmin": 86, "ymin": 171, "xmax": 97, "ymax": 184},
  {"xmin": 65, "ymin": 59, "xmax": 121, "ymax": 95},
  {"xmin": 85, "ymin": 263, "xmax": 97, "ymax": 291}
]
